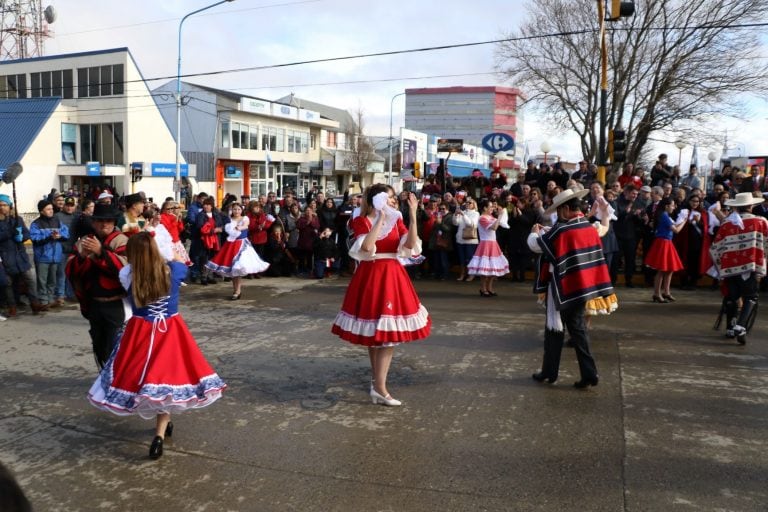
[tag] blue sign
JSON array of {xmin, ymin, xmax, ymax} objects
[
  {"xmin": 481, "ymin": 133, "xmax": 515, "ymax": 153},
  {"xmin": 151, "ymin": 162, "xmax": 188, "ymax": 177},
  {"xmin": 86, "ymin": 162, "xmax": 101, "ymax": 176}
]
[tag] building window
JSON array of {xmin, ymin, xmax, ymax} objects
[
  {"xmin": 262, "ymin": 126, "xmax": 285, "ymax": 152},
  {"xmin": 76, "ymin": 64, "xmax": 125, "ymax": 98},
  {"xmin": 249, "ymin": 125, "xmax": 259, "ymax": 150},
  {"xmin": 326, "ymin": 131, "xmax": 336, "ymax": 148},
  {"xmin": 287, "ymin": 130, "xmax": 310, "ymax": 154},
  {"xmin": 0, "ymin": 74, "xmax": 27, "ymax": 99},
  {"xmin": 30, "ymin": 70, "xmax": 74, "ymax": 99},
  {"xmin": 61, "ymin": 123, "xmax": 77, "ymax": 163},
  {"xmin": 310, "ymin": 134, "xmax": 317, "ymax": 150},
  {"xmin": 231, "ymin": 122, "xmax": 242, "ymax": 149},
  {"xmin": 79, "ymin": 122, "xmax": 124, "ymax": 165},
  {"xmin": 220, "ymin": 121, "xmax": 230, "ymax": 149}
]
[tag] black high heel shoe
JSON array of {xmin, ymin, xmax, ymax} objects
[
  {"xmin": 479, "ymin": 290, "xmax": 491, "ymax": 297},
  {"xmin": 165, "ymin": 421, "xmax": 174, "ymax": 438},
  {"xmin": 574, "ymin": 376, "xmax": 599, "ymax": 389},
  {"xmin": 149, "ymin": 436, "xmax": 164, "ymax": 459},
  {"xmin": 652, "ymin": 295, "xmax": 668, "ymax": 303},
  {"xmin": 532, "ymin": 372, "xmax": 557, "ymax": 384},
  {"xmin": 662, "ymin": 293, "xmax": 676, "ymax": 302}
]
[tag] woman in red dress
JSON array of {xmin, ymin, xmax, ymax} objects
[
  {"xmin": 332, "ymin": 184, "xmax": 431, "ymax": 406},
  {"xmin": 645, "ymin": 197, "xmax": 687, "ymax": 302},
  {"xmin": 88, "ymin": 232, "xmax": 226, "ymax": 459}
]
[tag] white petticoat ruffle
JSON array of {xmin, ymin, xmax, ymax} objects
[
  {"xmin": 467, "ymin": 255, "xmax": 509, "ymax": 277},
  {"xmin": 332, "ymin": 304, "xmax": 430, "ymax": 347}
]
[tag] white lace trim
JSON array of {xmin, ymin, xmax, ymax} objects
[{"xmin": 333, "ymin": 304, "xmax": 429, "ymax": 337}]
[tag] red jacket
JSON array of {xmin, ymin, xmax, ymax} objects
[
  {"xmin": 247, "ymin": 211, "xmax": 272, "ymax": 246},
  {"xmin": 160, "ymin": 212, "xmax": 184, "ymax": 243}
]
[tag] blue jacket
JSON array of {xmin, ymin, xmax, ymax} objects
[
  {"xmin": 30, "ymin": 216, "xmax": 69, "ymax": 264},
  {"xmin": 0, "ymin": 216, "xmax": 32, "ymax": 274}
]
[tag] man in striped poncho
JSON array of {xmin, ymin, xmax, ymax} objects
[
  {"xmin": 527, "ymin": 189, "xmax": 613, "ymax": 389},
  {"xmin": 710, "ymin": 192, "xmax": 768, "ymax": 345}
]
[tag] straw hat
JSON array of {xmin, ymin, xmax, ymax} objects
[
  {"xmin": 544, "ymin": 188, "xmax": 590, "ymax": 214},
  {"xmin": 724, "ymin": 192, "xmax": 763, "ymax": 208}
]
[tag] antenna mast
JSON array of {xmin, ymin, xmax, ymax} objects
[{"xmin": 0, "ymin": 1, "xmax": 56, "ymax": 60}]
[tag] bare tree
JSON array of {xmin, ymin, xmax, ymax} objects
[
  {"xmin": 496, "ymin": 0, "xmax": 768, "ymax": 165},
  {"xmin": 343, "ymin": 107, "xmax": 375, "ymax": 188}
]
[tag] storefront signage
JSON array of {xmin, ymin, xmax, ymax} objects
[
  {"xmin": 86, "ymin": 161, "xmax": 101, "ymax": 176},
  {"xmin": 299, "ymin": 109, "xmax": 320, "ymax": 122},
  {"xmin": 150, "ymin": 162, "xmax": 189, "ymax": 177},
  {"xmin": 273, "ymin": 104, "xmax": 298, "ymax": 119},
  {"xmin": 241, "ymin": 98, "xmax": 271, "ymax": 115}
]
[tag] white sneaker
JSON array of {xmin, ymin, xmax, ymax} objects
[{"xmin": 0, "ymin": 314, "xmax": 6, "ymax": 321}]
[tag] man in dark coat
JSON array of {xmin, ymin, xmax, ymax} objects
[
  {"xmin": 66, "ymin": 203, "xmax": 128, "ymax": 367},
  {"xmin": 0, "ymin": 194, "xmax": 43, "ymax": 316}
]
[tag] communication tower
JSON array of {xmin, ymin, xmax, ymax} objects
[{"xmin": 0, "ymin": 1, "xmax": 56, "ymax": 60}]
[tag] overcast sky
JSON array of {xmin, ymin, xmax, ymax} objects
[{"xmin": 41, "ymin": 0, "xmax": 768, "ymax": 167}]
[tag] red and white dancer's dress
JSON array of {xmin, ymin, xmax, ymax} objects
[
  {"xmin": 205, "ymin": 218, "xmax": 269, "ymax": 277},
  {"xmin": 467, "ymin": 214, "xmax": 509, "ymax": 277},
  {"xmin": 332, "ymin": 215, "xmax": 431, "ymax": 346},
  {"xmin": 88, "ymin": 261, "xmax": 226, "ymax": 419}
]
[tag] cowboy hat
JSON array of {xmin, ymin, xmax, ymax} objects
[
  {"xmin": 91, "ymin": 203, "xmax": 121, "ymax": 220},
  {"xmin": 545, "ymin": 188, "xmax": 590, "ymax": 214},
  {"xmin": 725, "ymin": 192, "xmax": 764, "ymax": 208}
]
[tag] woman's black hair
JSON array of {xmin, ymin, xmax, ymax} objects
[{"xmin": 477, "ymin": 198, "xmax": 492, "ymax": 212}]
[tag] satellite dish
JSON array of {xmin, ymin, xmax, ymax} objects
[
  {"xmin": 44, "ymin": 5, "xmax": 57, "ymax": 24},
  {"xmin": 1, "ymin": 162, "xmax": 23, "ymax": 184}
]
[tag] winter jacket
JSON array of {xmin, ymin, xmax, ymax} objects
[
  {"xmin": 0, "ymin": 216, "xmax": 32, "ymax": 274},
  {"xmin": 30, "ymin": 215, "xmax": 69, "ymax": 264}
]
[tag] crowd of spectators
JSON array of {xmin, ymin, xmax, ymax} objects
[{"xmin": 2, "ymin": 155, "xmax": 767, "ymax": 319}]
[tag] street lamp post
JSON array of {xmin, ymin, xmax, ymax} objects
[
  {"xmin": 540, "ymin": 141, "xmax": 551, "ymax": 163},
  {"xmin": 175, "ymin": 0, "xmax": 236, "ymax": 202},
  {"xmin": 708, "ymin": 151, "xmax": 717, "ymax": 174},
  {"xmin": 675, "ymin": 140, "xmax": 686, "ymax": 166},
  {"xmin": 388, "ymin": 92, "xmax": 406, "ymax": 186}
]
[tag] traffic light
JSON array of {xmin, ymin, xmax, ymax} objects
[
  {"xmin": 610, "ymin": 0, "xmax": 635, "ymax": 20},
  {"xmin": 609, "ymin": 128, "xmax": 627, "ymax": 163},
  {"xmin": 130, "ymin": 163, "xmax": 143, "ymax": 183}
]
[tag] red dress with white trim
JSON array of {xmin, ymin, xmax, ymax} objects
[
  {"xmin": 206, "ymin": 217, "xmax": 269, "ymax": 277},
  {"xmin": 332, "ymin": 216, "xmax": 431, "ymax": 346},
  {"xmin": 467, "ymin": 214, "xmax": 509, "ymax": 277},
  {"xmin": 645, "ymin": 211, "xmax": 684, "ymax": 272},
  {"xmin": 88, "ymin": 261, "xmax": 226, "ymax": 419}
]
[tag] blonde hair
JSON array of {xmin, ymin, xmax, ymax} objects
[{"xmin": 126, "ymin": 231, "xmax": 170, "ymax": 308}]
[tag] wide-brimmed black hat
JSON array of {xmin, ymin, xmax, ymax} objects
[
  {"xmin": 91, "ymin": 203, "xmax": 121, "ymax": 220},
  {"xmin": 123, "ymin": 192, "xmax": 145, "ymax": 207}
]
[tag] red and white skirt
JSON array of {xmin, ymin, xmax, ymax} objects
[
  {"xmin": 88, "ymin": 314, "xmax": 226, "ymax": 419},
  {"xmin": 332, "ymin": 258, "xmax": 431, "ymax": 347},
  {"xmin": 467, "ymin": 240, "xmax": 509, "ymax": 277},
  {"xmin": 645, "ymin": 238, "xmax": 684, "ymax": 272},
  {"xmin": 206, "ymin": 238, "xmax": 269, "ymax": 277}
]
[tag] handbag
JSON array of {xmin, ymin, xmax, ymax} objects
[{"xmin": 462, "ymin": 225, "xmax": 478, "ymax": 240}]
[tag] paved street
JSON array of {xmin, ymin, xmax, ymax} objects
[{"xmin": 1, "ymin": 276, "xmax": 766, "ymax": 511}]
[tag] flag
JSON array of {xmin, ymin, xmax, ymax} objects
[
  {"xmin": 690, "ymin": 144, "xmax": 698, "ymax": 170},
  {"xmin": 265, "ymin": 149, "xmax": 272, "ymax": 165},
  {"xmin": 522, "ymin": 141, "xmax": 530, "ymax": 168}
]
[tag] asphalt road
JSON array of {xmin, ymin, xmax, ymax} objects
[{"xmin": 1, "ymin": 276, "xmax": 766, "ymax": 512}]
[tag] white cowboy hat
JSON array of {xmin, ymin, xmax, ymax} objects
[
  {"xmin": 724, "ymin": 192, "xmax": 763, "ymax": 208},
  {"xmin": 545, "ymin": 188, "xmax": 590, "ymax": 214}
]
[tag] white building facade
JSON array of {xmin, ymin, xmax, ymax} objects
[{"xmin": 0, "ymin": 47, "xmax": 188, "ymax": 213}]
